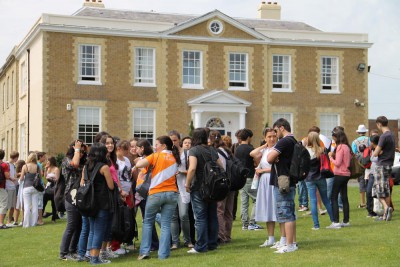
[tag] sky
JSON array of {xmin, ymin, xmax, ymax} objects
[{"xmin": 1, "ymin": 0, "xmax": 399, "ymax": 120}]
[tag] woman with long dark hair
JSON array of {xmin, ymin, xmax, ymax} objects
[
  {"xmin": 43, "ymin": 156, "xmax": 60, "ymax": 223},
  {"xmin": 185, "ymin": 128, "xmax": 223, "ymax": 253},
  {"xmin": 327, "ymin": 129, "xmax": 352, "ymax": 229},
  {"xmin": 136, "ymin": 136, "xmax": 181, "ymax": 260},
  {"xmin": 83, "ymin": 143, "xmax": 114, "ymax": 264},
  {"xmin": 59, "ymin": 140, "xmax": 87, "ymax": 260}
]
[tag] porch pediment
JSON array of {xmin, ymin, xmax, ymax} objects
[{"xmin": 187, "ymin": 90, "xmax": 251, "ymax": 107}]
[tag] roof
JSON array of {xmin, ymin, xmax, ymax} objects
[{"xmin": 73, "ymin": 7, "xmax": 321, "ymax": 32}]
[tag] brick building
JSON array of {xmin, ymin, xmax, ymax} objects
[{"xmin": 0, "ymin": 0, "xmax": 371, "ymax": 158}]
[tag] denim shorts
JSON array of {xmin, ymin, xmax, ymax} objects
[{"xmin": 273, "ymin": 186, "xmax": 296, "ymax": 223}]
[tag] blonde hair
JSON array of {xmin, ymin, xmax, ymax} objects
[
  {"xmin": 26, "ymin": 152, "xmax": 38, "ymax": 164},
  {"xmin": 307, "ymin": 132, "xmax": 324, "ymax": 159}
]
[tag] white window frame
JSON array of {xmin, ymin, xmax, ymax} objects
[
  {"xmin": 272, "ymin": 113, "xmax": 293, "ymax": 132},
  {"xmin": 228, "ymin": 52, "xmax": 248, "ymax": 90},
  {"xmin": 209, "ymin": 20, "xmax": 223, "ymax": 35},
  {"xmin": 77, "ymin": 107, "xmax": 102, "ymax": 145},
  {"xmin": 2, "ymin": 83, "xmax": 5, "ymax": 112},
  {"xmin": 134, "ymin": 47, "xmax": 156, "ymax": 87},
  {"xmin": 20, "ymin": 61, "xmax": 27, "ymax": 96},
  {"xmin": 321, "ymin": 56, "xmax": 339, "ymax": 93},
  {"xmin": 182, "ymin": 50, "xmax": 203, "ymax": 89},
  {"xmin": 320, "ymin": 114, "xmax": 340, "ymax": 138},
  {"xmin": 133, "ymin": 108, "xmax": 155, "ymax": 145},
  {"xmin": 78, "ymin": 44, "xmax": 101, "ymax": 85},
  {"xmin": 272, "ymin": 55, "xmax": 291, "ymax": 92}
]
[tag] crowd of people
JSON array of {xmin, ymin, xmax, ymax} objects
[{"xmin": 0, "ymin": 115, "xmax": 396, "ymax": 263}]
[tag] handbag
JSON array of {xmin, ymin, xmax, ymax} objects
[
  {"xmin": 135, "ymin": 154, "xmax": 158, "ymax": 199},
  {"xmin": 320, "ymin": 150, "xmax": 334, "ymax": 178},
  {"xmin": 45, "ymin": 182, "xmax": 56, "ymax": 195},
  {"xmin": 274, "ymin": 164, "xmax": 290, "ymax": 194},
  {"xmin": 32, "ymin": 166, "xmax": 45, "ymax": 192}
]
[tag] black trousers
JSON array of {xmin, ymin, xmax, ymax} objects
[{"xmin": 331, "ymin": 175, "xmax": 350, "ymax": 223}]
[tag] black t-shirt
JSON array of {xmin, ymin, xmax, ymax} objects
[
  {"xmin": 92, "ymin": 165, "xmax": 110, "ymax": 210},
  {"xmin": 377, "ymin": 130, "xmax": 395, "ymax": 166},
  {"xmin": 189, "ymin": 145, "xmax": 219, "ymax": 191},
  {"xmin": 234, "ymin": 143, "xmax": 255, "ymax": 178},
  {"xmin": 270, "ymin": 135, "xmax": 296, "ymax": 187}
]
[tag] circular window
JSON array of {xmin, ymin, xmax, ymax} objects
[{"xmin": 209, "ymin": 20, "xmax": 223, "ymax": 35}]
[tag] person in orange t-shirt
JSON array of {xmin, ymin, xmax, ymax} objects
[{"xmin": 136, "ymin": 136, "xmax": 181, "ymax": 260}]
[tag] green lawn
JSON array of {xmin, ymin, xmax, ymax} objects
[{"xmin": 1, "ymin": 184, "xmax": 399, "ymax": 267}]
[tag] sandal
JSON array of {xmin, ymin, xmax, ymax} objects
[{"xmin": 357, "ymin": 204, "xmax": 366, "ymax": 208}]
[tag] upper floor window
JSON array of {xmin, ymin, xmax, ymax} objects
[
  {"xmin": 320, "ymin": 114, "xmax": 340, "ymax": 138},
  {"xmin": 209, "ymin": 20, "xmax": 223, "ymax": 35},
  {"xmin": 321, "ymin": 56, "xmax": 339, "ymax": 92},
  {"xmin": 20, "ymin": 61, "xmax": 27, "ymax": 95},
  {"xmin": 79, "ymin": 45, "xmax": 101, "ymax": 84},
  {"xmin": 77, "ymin": 107, "xmax": 101, "ymax": 145},
  {"xmin": 272, "ymin": 55, "xmax": 291, "ymax": 91},
  {"xmin": 133, "ymin": 108, "xmax": 155, "ymax": 145},
  {"xmin": 182, "ymin": 50, "xmax": 202, "ymax": 89},
  {"xmin": 2, "ymin": 83, "xmax": 5, "ymax": 112},
  {"xmin": 229, "ymin": 53, "xmax": 248, "ymax": 89},
  {"xmin": 134, "ymin": 47, "xmax": 156, "ymax": 86}
]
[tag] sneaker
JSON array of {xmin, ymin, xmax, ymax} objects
[
  {"xmin": 0, "ymin": 224, "xmax": 10, "ymax": 229},
  {"xmin": 187, "ymin": 248, "xmax": 200, "ymax": 254},
  {"xmin": 259, "ymin": 239, "xmax": 275, "ymax": 247},
  {"xmin": 367, "ymin": 212, "xmax": 378, "ymax": 218},
  {"xmin": 91, "ymin": 256, "xmax": 111, "ymax": 264},
  {"xmin": 326, "ymin": 222, "xmax": 342, "ymax": 229},
  {"xmin": 100, "ymin": 250, "xmax": 118, "ymax": 261},
  {"xmin": 137, "ymin": 255, "xmax": 150, "ymax": 260},
  {"xmin": 186, "ymin": 243, "xmax": 194, "ymax": 248},
  {"xmin": 298, "ymin": 206, "xmax": 308, "ymax": 212},
  {"xmin": 125, "ymin": 244, "xmax": 136, "ymax": 251},
  {"xmin": 339, "ymin": 207, "xmax": 343, "ymax": 212},
  {"xmin": 242, "ymin": 225, "xmax": 248, "ymax": 230},
  {"xmin": 319, "ymin": 209, "xmax": 327, "ymax": 215},
  {"xmin": 13, "ymin": 222, "xmax": 19, "ymax": 226},
  {"xmin": 270, "ymin": 241, "xmax": 284, "ymax": 249},
  {"xmin": 311, "ymin": 227, "xmax": 320, "ymax": 230},
  {"xmin": 114, "ymin": 248, "xmax": 128, "ymax": 255},
  {"xmin": 171, "ymin": 244, "xmax": 178, "ymax": 250},
  {"xmin": 386, "ymin": 207, "xmax": 393, "ymax": 221},
  {"xmin": 274, "ymin": 244, "xmax": 298, "ymax": 254},
  {"xmin": 6, "ymin": 223, "xmax": 17, "ymax": 227},
  {"xmin": 61, "ymin": 254, "xmax": 78, "ymax": 261},
  {"xmin": 357, "ymin": 204, "xmax": 366, "ymax": 208},
  {"xmin": 341, "ymin": 222, "xmax": 351, "ymax": 227},
  {"xmin": 303, "ymin": 211, "xmax": 312, "ymax": 216},
  {"xmin": 248, "ymin": 223, "xmax": 263, "ymax": 230}
]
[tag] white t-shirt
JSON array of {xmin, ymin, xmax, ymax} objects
[
  {"xmin": 116, "ymin": 156, "xmax": 132, "ymax": 193},
  {"xmin": 6, "ymin": 162, "xmax": 17, "ymax": 190}
]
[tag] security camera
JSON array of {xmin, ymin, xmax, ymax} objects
[{"xmin": 354, "ymin": 99, "xmax": 360, "ymax": 105}]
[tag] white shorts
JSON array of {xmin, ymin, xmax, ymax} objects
[{"xmin": 6, "ymin": 189, "xmax": 17, "ymax": 209}]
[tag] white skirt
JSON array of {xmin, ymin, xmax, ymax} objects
[{"xmin": 255, "ymin": 173, "xmax": 276, "ymax": 222}]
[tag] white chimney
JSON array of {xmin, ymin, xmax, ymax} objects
[
  {"xmin": 258, "ymin": 1, "xmax": 281, "ymax": 20},
  {"xmin": 83, "ymin": 0, "xmax": 105, "ymax": 8}
]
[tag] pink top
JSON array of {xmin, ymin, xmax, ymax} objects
[
  {"xmin": 110, "ymin": 163, "xmax": 118, "ymax": 183},
  {"xmin": 330, "ymin": 144, "xmax": 351, "ymax": 176}
]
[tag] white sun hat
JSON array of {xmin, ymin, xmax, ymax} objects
[{"xmin": 356, "ymin": 124, "xmax": 368, "ymax": 133}]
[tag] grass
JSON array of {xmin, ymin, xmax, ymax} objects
[{"xmin": 1, "ymin": 183, "xmax": 399, "ymax": 267}]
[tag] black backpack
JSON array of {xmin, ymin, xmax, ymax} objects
[
  {"xmin": 217, "ymin": 149, "xmax": 249, "ymax": 191},
  {"xmin": 76, "ymin": 163, "xmax": 104, "ymax": 217},
  {"xmin": 0, "ymin": 164, "xmax": 5, "ymax": 187},
  {"xmin": 289, "ymin": 140, "xmax": 311, "ymax": 182},
  {"xmin": 199, "ymin": 147, "xmax": 230, "ymax": 202},
  {"xmin": 54, "ymin": 172, "xmax": 66, "ymax": 212},
  {"xmin": 111, "ymin": 188, "xmax": 137, "ymax": 243}
]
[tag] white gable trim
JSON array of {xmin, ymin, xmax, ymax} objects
[{"xmin": 162, "ymin": 10, "xmax": 269, "ymax": 41}]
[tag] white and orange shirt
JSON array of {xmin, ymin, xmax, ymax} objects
[{"xmin": 145, "ymin": 150, "xmax": 178, "ymax": 196}]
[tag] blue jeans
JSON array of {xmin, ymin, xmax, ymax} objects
[
  {"xmin": 171, "ymin": 196, "xmax": 191, "ymax": 245},
  {"xmin": 306, "ymin": 179, "xmax": 334, "ymax": 228},
  {"xmin": 140, "ymin": 191, "xmax": 178, "ymax": 259},
  {"xmin": 87, "ymin": 209, "xmax": 110, "ymax": 250},
  {"xmin": 273, "ymin": 186, "xmax": 296, "ymax": 223},
  {"xmin": 297, "ymin": 180, "xmax": 308, "ymax": 207},
  {"xmin": 191, "ymin": 190, "xmax": 218, "ymax": 252},
  {"xmin": 78, "ymin": 216, "xmax": 90, "ymax": 257}
]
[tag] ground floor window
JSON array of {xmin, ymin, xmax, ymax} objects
[
  {"xmin": 133, "ymin": 108, "xmax": 155, "ymax": 145},
  {"xmin": 320, "ymin": 114, "xmax": 340, "ymax": 137},
  {"xmin": 77, "ymin": 107, "xmax": 101, "ymax": 145}
]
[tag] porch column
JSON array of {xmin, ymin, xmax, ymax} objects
[
  {"xmin": 239, "ymin": 112, "xmax": 246, "ymax": 129},
  {"xmin": 193, "ymin": 111, "xmax": 202, "ymax": 128}
]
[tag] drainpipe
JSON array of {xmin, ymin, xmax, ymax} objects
[{"xmin": 27, "ymin": 49, "xmax": 30, "ymax": 155}]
